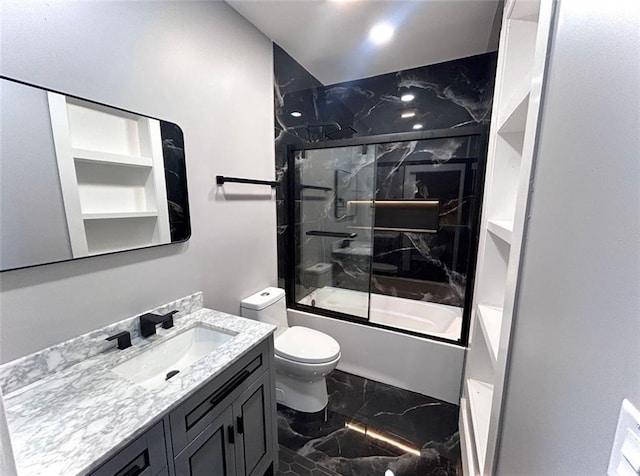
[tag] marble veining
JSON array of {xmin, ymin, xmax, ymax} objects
[
  {"xmin": 278, "ymin": 371, "xmax": 461, "ymax": 476},
  {"xmin": 0, "ymin": 292, "xmax": 204, "ymax": 395},
  {"xmin": 274, "ymin": 45, "xmax": 493, "ymax": 316},
  {"xmin": 1, "ymin": 300, "xmax": 275, "ymax": 476}
]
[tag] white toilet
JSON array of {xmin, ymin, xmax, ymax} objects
[{"xmin": 240, "ymin": 287, "xmax": 341, "ymax": 413}]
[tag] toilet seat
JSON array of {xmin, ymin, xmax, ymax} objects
[{"xmin": 275, "ymin": 326, "xmax": 340, "ymax": 364}]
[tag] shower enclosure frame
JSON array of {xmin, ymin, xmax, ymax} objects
[{"xmin": 286, "ymin": 125, "xmax": 488, "ymax": 347}]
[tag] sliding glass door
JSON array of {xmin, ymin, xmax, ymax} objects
[
  {"xmin": 288, "ymin": 126, "xmax": 486, "ymax": 344},
  {"xmin": 293, "ymin": 145, "xmax": 375, "ymax": 319}
]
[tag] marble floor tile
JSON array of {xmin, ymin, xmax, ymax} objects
[{"xmin": 277, "ymin": 370, "xmax": 461, "ymax": 476}]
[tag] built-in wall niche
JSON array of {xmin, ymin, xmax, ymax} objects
[
  {"xmin": 0, "ymin": 77, "xmax": 191, "ymax": 271},
  {"xmin": 459, "ymin": 1, "xmax": 555, "ymax": 474}
]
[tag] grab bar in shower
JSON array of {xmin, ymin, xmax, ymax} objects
[
  {"xmin": 306, "ymin": 231, "xmax": 357, "ymax": 239},
  {"xmin": 216, "ymin": 175, "xmax": 279, "ymax": 187}
]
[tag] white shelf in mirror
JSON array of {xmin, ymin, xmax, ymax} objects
[
  {"xmin": 49, "ymin": 92, "xmax": 171, "ymax": 258},
  {"xmin": 486, "ymin": 219, "xmax": 513, "ymax": 244},
  {"xmin": 82, "ymin": 211, "xmax": 158, "ymax": 220},
  {"xmin": 72, "ymin": 147, "xmax": 153, "ymax": 168}
]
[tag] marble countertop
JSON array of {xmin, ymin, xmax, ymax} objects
[{"xmin": 2, "ymin": 306, "xmax": 275, "ymax": 476}]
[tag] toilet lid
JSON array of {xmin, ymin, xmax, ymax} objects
[{"xmin": 275, "ymin": 326, "xmax": 340, "ymax": 364}]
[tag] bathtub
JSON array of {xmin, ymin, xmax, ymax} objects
[
  {"xmin": 287, "ymin": 301, "xmax": 464, "ymax": 404},
  {"xmin": 297, "ymin": 286, "xmax": 462, "ymax": 341}
]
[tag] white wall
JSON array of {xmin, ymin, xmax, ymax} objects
[
  {"xmin": 0, "ymin": 1, "xmax": 277, "ymax": 363},
  {"xmin": 496, "ymin": 1, "xmax": 640, "ymax": 474}
]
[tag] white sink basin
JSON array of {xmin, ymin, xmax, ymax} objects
[{"xmin": 112, "ymin": 325, "xmax": 236, "ymax": 390}]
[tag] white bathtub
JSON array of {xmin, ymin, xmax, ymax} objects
[
  {"xmin": 298, "ymin": 286, "xmax": 462, "ymax": 341},
  {"xmin": 287, "ymin": 306, "xmax": 464, "ymax": 404}
]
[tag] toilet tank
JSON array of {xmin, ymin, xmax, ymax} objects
[{"xmin": 240, "ymin": 287, "xmax": 288, "ymax": 332}]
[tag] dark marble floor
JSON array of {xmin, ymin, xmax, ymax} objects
[
  {"xmin": 276, "ymin": 370, "xmax": 461, "ymax": 476},
  {"xmin": 277, "ymin": 445, "xmax": 341, "ymax": 476}
]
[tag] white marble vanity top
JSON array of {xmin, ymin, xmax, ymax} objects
[{"xmin": 0, "ymin": 293, "xmax": 275, "ymax": 476}]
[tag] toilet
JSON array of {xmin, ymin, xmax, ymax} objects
[{"xmin": 240, "ymin": 287, "xmax": 340, "ymax": 413}]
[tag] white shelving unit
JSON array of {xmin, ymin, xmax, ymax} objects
[
  {"xmin": 477, "ymin": 304, "xmax": 501, "ymax": 365},
  {"xmin": 459, "ymin": 1, "xmax": 555, "ymax": 474},
  {"xmin": 71, "ymin": 147, "xmax": 154, "ymax": 168},
  {"xmin": 486, "ymin": 220, "xmax": 513, "ymax": 245},
  {"xmin": 48, "ymin": 93, "xmax": 171, "ymax": 257}
]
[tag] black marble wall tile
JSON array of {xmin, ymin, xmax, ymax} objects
[
  {"xmin": 322, "ymin": 52, "xmax": 497, "ymax": 136},
  {"xmin": 274, "ymin": 44, "xmax": 496, "ymax": 312},
  {"xmin": 370, "ymin": 135, "xmax": 482, "ymax": 308}
]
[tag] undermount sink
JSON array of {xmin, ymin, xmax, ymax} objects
[{"xmin": 112, "ymin": 325, "xmax": 236, "ymax": 390}]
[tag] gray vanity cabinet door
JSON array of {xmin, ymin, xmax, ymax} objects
[
  {"xmin": 233, "ymin": 372, "xmax": 273, "ymax": 476},
  {"xmin": 170, "ymin": 344, "xmax": 267, "ymax": 455},
  {"xmin": 174, "ymin": 406, "xmax": 236, "ymax": 476}
]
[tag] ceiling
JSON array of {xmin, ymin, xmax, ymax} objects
[{"xmin": 226, "ymin": 0, "xmax": 501, "ymax": 85}]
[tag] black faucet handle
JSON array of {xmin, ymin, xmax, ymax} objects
[
  {"xmin": 139, "ymin": 311, "xmax": 180, "ymax": 337},
  {"xmin": 161, "ymin": 310, "xmax": 179, "ymax": 329},
  {"xmin": 106, "ymin": 331, "xmax": 132, "ymax": 350}
]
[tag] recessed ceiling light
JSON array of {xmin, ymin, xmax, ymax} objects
[
  {"xmin": 413, "ymin": 124, "xmax": 423, "ymax": 130},
  {"xmin": 291, "ymin": 111, "xmax": 302, "ymax": 118},
  {"xmin": 369, "ymin": 23, "xmax": 394, "ymax": 45},
  {"xmin": 401, "ymin": 94, "xmax": 415, "ymax": 102},
  {"xmin": 401, "ymin": 111, "xmax": 416, "ymax": 119}
]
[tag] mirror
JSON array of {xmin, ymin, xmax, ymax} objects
[{"xmin": 0, "ymin": 77, "xmax": 191, "ymax": 271}]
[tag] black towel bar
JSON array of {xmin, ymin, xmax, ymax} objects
[{"xmin": 216, "ymin": 175, "xmax": 278, "ymax": 187}]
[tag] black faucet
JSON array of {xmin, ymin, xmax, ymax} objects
[
  {"xmin": 105, "ymin": 331, "xmax": 132, "ymax": 350},
  {"xmin": 139, "ymin": 310, "xmax": 179, "ymax": 338}
]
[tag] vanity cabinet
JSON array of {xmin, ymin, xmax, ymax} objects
[
  {"xmin": 87, "ymin": 338, "xmax": 277, "ymax": 476},
  {"xmin": 232, "ymin": 372, "xmax": 272, "ymax": 476},
  {"xmin": 174, "ymin": 372, "xmax": 272, "ymax": 476},
  {"xmin": 174, "ymin": 407, "xmax": 236, "ymax": 475},
  {"xmin": 170, "ymin": 341, "xmax": 274, "ymax": 476}
]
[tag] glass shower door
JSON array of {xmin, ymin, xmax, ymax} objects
[{"xmin": 293, "ymin": 145, "xmax": 375, "ymax": 319}]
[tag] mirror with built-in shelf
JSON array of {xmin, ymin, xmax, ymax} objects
[{"xmin": 0, "ymin": 76, "xmax": 191, "ymax": 271}]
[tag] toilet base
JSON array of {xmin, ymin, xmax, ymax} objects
[{"xmin": 275, "ymin": 372, "xmax": 328, "ymax": 413}]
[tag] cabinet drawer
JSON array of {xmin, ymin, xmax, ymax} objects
[
  {"xmin": 170, "ymin": 342, "xmax": 268, "ymax": 454},
  {"xmin": 89, "ymin": 421, "xmax": 167, "ymax": 476}
]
